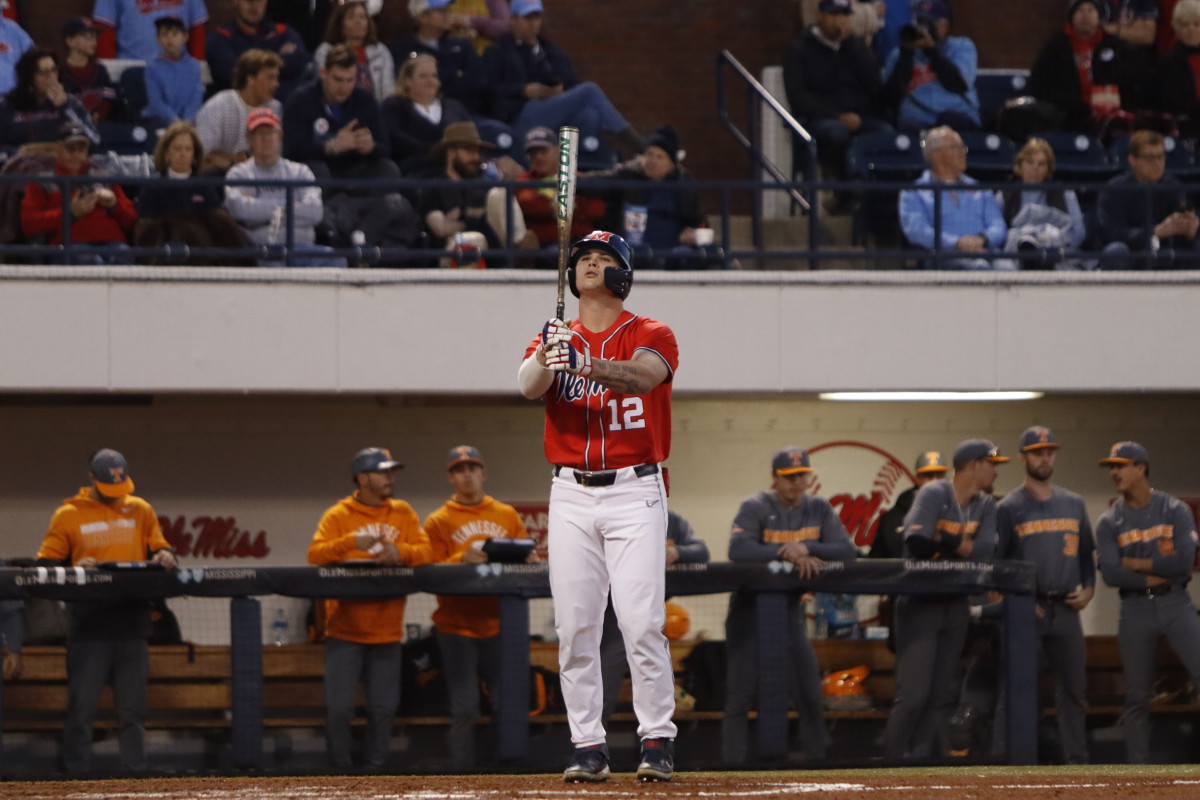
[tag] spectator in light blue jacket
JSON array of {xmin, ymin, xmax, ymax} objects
[
  {"xmin": 881, "ymin": 0, "xmax": 979, "ymax": 133},
  {"xmin": 143, "ymin": 16, "xmax": 204, "ymax": 125},
  {"xmin": 899, "ymin": 126, "xmax": 1009, "ymax": 270}
]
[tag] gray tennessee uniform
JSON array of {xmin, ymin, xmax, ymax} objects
[
  {"xmin": 885, "ymin": 479, "xmax": 997, "ymax": 759},
  {"xmin": 996, "ymin": 486, "xmax": 1095, "ymax": 764},
  {"xmin": 1096, "ymin": 490, "xmax": 1200, "ymax": 764},
  {"xmin": 721, "ymin": 491, "xmax": 856, "ymax": 763},
  {"xmin": 600, "ymin": 511, "xmax": 710, "ymax": 721}
]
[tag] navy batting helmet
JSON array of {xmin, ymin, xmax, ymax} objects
[{"xmin": 568, "ymin": 231, "xmax": 633, "ymax": 300}]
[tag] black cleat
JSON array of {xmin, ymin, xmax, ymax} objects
[
  {"xmin": 563, "ymin": 744, "xmax": 610, "ymax": 783},
  {"xmin": 636, "ymin": 737, "xmax": 674, "ymax": 782}
]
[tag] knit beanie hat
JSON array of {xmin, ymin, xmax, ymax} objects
[
  {"xmin": 644, "ymin": 124, "xmax": 680, "ymax": 163},
  {"xmin": 1067, "ymin": 0, "xmax": 1109, "ymax": 22}
]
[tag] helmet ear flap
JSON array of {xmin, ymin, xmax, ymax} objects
[{"xmin": 567, "ymin": 265, "xmax": 580, "ymax": 299}]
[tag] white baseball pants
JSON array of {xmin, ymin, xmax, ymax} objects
[{"xmin": 547, "ymin": 465, "xmax": 678, "ymax": 747}]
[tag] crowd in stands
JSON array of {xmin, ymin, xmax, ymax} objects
[
  {"xmin": 0, "ymin": 0, "xmax": 717, "ymax": 270},
  {"xmin": 2, "ymin": 1, "xmax": 1199, "ymax": 269},
  {"xmin": 784, "ymin": 0, "xmax": 1200, "ymax": 269}
]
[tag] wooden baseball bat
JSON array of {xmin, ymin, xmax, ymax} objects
[{"xmin": 555, "ymin": 126, "xmax": 580, "ymax": 322}]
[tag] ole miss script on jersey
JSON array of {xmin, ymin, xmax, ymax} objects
[{"xmin": 526, "ymin": 310, "xmax": 679, "ymax": 470}]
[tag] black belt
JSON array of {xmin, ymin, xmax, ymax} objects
[
  {"xmin": 1037, "ymin": 591, "xmax": 1070, "ymax": 602},
  {"xmin": 554, "ymin": 463, "xmax": 658, "ymax": 487},
  {"xmin": 1119, "ymin": 582, "xmax": 1183, "ymax": 599}
]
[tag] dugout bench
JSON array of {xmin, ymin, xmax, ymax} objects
[{"xmin": 0, "ymin": 560, "xmax": 1040, "ymax": 771}]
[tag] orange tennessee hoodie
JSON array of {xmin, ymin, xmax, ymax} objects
[
  {"xmin": 308, "ymin": 494, "xmax": 432, "ymax": 644},
  {"xmin": 37, "ymin": 488, "xmax": 171, "ymax": 564},
  {"xmin": 423, "ymin": 495, "xmax": 527, "ymax": 638}
]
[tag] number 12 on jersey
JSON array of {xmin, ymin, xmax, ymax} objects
[{"xmin": 606, "ymin": 397, "xmax": 646, "ymax": 431}]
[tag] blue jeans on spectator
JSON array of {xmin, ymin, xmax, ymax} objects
[
  {"xmin": 514, "ymin": 82, "xmax": 630, "ymax": 167},
  {"xmin": 71, "ymin": 242, "xmax": 133, "ymax": 266},
  {"xmin": 260, "ymin": 244, "xmax": 348, "ymax": 268},
  {"xmin": 809, "ymin": 116, "xmax": 895, "ymax": 180}
]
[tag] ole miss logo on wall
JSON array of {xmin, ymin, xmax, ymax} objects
[{"xmin": 808, "ymin": 440, "xmax": 915, "ymax": 549}]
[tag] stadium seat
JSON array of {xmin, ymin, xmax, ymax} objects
[
  {"xmin": 1039, "ymin": 131, "xmax": 1119, "ymax": 183},
  {"xmin": 118, "ymin": 66, "xmax": 148, "ymax": 122},
  {"xmin": 961, "ymin": 130, "xmax": 1017, "ymax": 183},
  {"xmin": 845, "ymin": 131, "xmax": 926, "ymax": 246},
  {"xmin": 976, "ymin": 68, "xmax": 1030, "ymax": 130}
]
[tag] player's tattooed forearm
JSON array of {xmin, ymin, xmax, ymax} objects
[{"xmin": 591, "ymin": 361, "xmax": 649, "ymax": 394}]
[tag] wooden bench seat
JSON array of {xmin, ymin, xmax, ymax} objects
[{"xmin": 5, "ymin": 636, "xmax": 1199, "ymax": 735}]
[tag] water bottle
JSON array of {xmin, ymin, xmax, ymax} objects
[{"xmin": 271, "ymin": 608, "xmax": 289, "ymax": 646}]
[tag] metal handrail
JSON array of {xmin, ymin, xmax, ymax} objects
[{"xmin": 716, "ymin": 49, "xmax": 818, "ymax": 269}]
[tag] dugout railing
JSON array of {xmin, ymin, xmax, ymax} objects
[{"xmin": 0, "ymin": 560, "xmax": 1038, "ymax": 772}]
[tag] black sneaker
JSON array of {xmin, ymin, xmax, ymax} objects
[
  {"xmin": 636, "ymin": 737, "xmax": 674, "ymax": 782},
  {"xmin": 563, "ymin": 744, "xmax": 610, "ymax": 783}
]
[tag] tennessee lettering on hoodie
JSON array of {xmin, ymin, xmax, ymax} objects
[
  {"xmin": 423, "ymin": 495, "xmax": 527, "ymax": 638},
  {"xmin": 308, "ymin": 494, "xmax": 432, "ymax": 644},
  {"xmin": 37, "ymin": 487, "xmax": 173, "ymax": 639}
]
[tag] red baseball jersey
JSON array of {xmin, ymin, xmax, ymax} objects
[{"xmin": 525, "ymin": 310, "xmax": 679, "ymax": 470}]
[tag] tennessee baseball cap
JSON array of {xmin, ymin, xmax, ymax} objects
[
  {"xmin": 90, "ymin": 449, "xmax": 135, "ymax": 498},
  {"xmin": 511, "ymin": 0, "xmax": 544, "ymax": 16},
  {"xmin": 772, "ymin": 447, "xmax": 813, "ymax": 475},
  {"xmin": 524, "ymin": 126, "xmax": 555, "ymax": 152},
  {"xmin": 246, "ymin": 107, "xmax": 282, "ymax": 132},
  {"xmin": 447, "ymin": 445, "xmax": 485, "ymax": 469},
  {"xmin": 1098, "ymin": 441, "xmax": 1150, "ymax": 467},
  {"xmin": 818, "ymin": 0, "xmax": 854, "ymax": 13},
  {"xmin": 1020, "ymin": 425, "xmax": 1060, "ymax": 452},
  {"xmin": 63, "ymin": 17, "xmax": 98, "ymax": 38},
  {"xmin": 952, "ymin": 439, "xmax": 1009, "ymax": 467},
  {"xmin": 351, "ymin": 447, "xmax": 403, "ymax": 476},
  {"xmin": 915, "ymin": 451, "xmax": 948, "ymax": 474}
]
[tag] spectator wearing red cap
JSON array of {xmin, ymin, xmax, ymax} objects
[{"xmin": 226, "ymin": 107, "xmax": 346, "ymax": 266}]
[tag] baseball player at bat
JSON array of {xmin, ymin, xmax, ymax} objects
[
  {"xmin": 1096, "ymin": 441, "xmax": 1200, "ymax": 764},
  {"xmin": 519, "ymin": 230, "xmax": 679, "ymax": 783},
  {"xmin": 884, "ymin": 438, "xmax": 1006, "ymax": 760},
  {"xmin": 993, "ymin": 427, "xmax": 1094, "ymax": 764}
]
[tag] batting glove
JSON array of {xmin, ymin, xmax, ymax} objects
[
  {"xmin": 544, "ymin": 339, "xmax": 592, "ymax": 377},
  {"xmin": 542, "ymin": 318, "xmax": 573, "ymax": 347}
]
